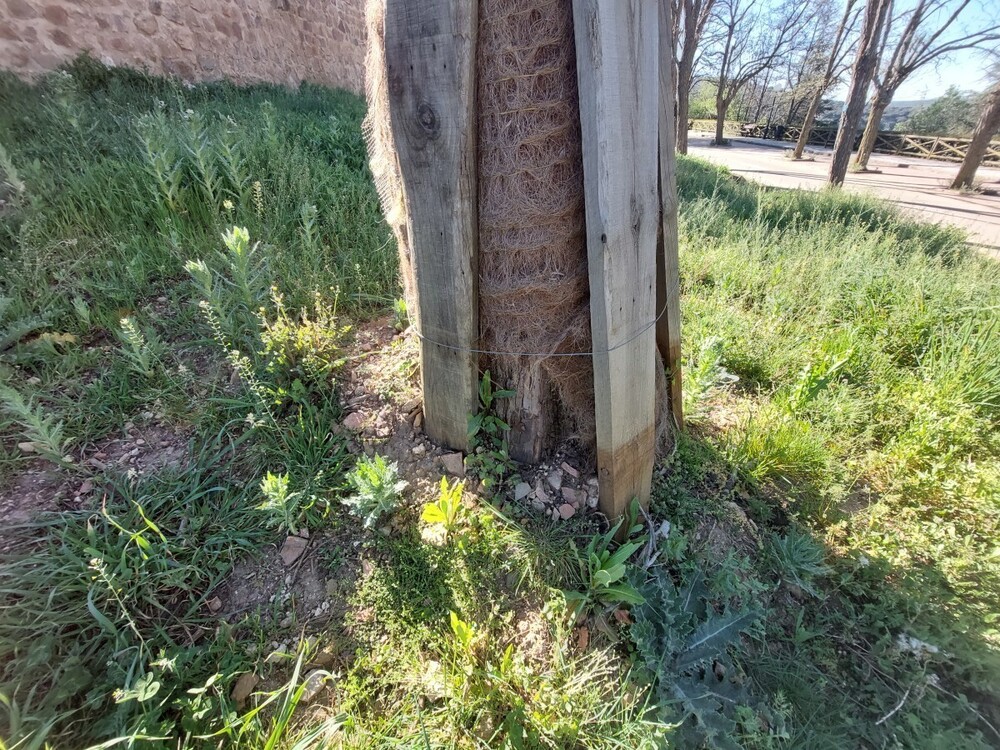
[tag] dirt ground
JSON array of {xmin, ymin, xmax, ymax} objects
[{"xmin": 687, "ymin": 132, "xmax": 1000, "ymax": 255}]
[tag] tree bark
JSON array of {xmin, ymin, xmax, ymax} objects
[
  {"xmin": 715, "ymin": 93, "xmax": 727, "ymax": 145},
  {"xmin": 792, "ymin": 85, "xmax": 824, "ymax": 158},
  {"xmin": 829, "ymin": 0, "xmax": 892, "ymax": 187},
  {"xmin": 853, "ymin": 90, "xmax": 891, "ymax": 169},
  {"xmin": 951, "ymin": 82, "xmax": 1000, "ymax": 190},
  {"xmin": 677, "ymin": 71, "xmax": 693, "ymax": 153}
]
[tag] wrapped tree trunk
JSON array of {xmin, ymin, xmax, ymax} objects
[
  {"xmin": 476, "ymin": 0, "xmax": 594, "ymax": 463},
  {"xmin": 364, "ymin": 0, "xmax": 678, "ymax": 516}
]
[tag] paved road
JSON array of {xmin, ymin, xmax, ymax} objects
[{"xmin": 687, "ymin": 132, "xmax": 1000, "ymax": 253}]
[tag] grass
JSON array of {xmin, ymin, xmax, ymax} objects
[{"xmin": 1, "ymin": 58, "xmax": 998, "ymax": 749}]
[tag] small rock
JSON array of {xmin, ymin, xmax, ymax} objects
[
  {"xmin": 439, "ymin": 452, "xmax": 465, "ymax": 477},
  {"xmin": 279, "ymin": 535, "xmax": 307, "ymax": 566},
  {"xmin": 414, "ymin": 413, "xmax": 423, "ymax": 431},
  {"xmin": 413, "ymin": 444, "xmax": 426, "ymax": 456},
  {"xmin": 342, "ymin": 412, "xmax": 365, "ymax": 431},
  {"xmin": 587, "ymin": 494, "xmax": 599, "ymax": 509},
  {"xmin": 135, "ymin": 438, "xmax": 146, "ymax": 446},
  {"xmin": 264, "ymin": 649, "xmax": 286, "ymax": 665},
  {"xmin": 300, "ymin": 670, "xmax": 328, "ymax": 703},
  {"xmin": 514, "ymin": 482, "xmax": 532, "ymax": 501},
  {"xmin": 297, "ymin": 527, "xmax": 309, "ymax": 540},
  {"xmin": 531, "ymin": 499, "xmax": 545, "ymax": 512},
  {"xmin": 586, "ymin": 477, "xmax": 599, "ymax": 488},
  {"xmin": 560, "ymin": 462, "xmax": 580, "ymax": 478},
  {"xmin": 326, "ymin": 579, "xmax": 339, "ymax": 597},
  {"xmin": 533, "ymin": 482, "xmax": 549, "ymax": 503},
  {"xmin": 547, "ymin": 471, "xmax": 563, "ymax": 491},
  {"xmin": 27, "ymin": 376, "xmax": 41, "ymax": 385},
  {"xmin": 561, "ymin": 487, "xmax": 585, "ymax": 507},
  {"xmin": 401, "ymin": 397, "xmax": 421, "ymax": 413},
  {"xmin": 231, "ymin": 672, "xmax": 260, "ymax": 707},
  {"xmin": 16, "ymin": 442, "xmax": 36, "ymax": 453},
  {"xmin": 558, "ymin": 503, "xmax": 576, "ymax": 520},
  {"xmin": 206, "ymin": 596, "xmax": 223, "ymax": 613},
  {"xmin": 279, "ymin": 614, "xmax": 293, "ymax": 628},
  {"xmin": 550, "ymin": 508, "xmax": 561, "ymax": 521}
]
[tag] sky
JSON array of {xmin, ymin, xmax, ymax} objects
[
  {"xmin": 831, "ymin": 0, "xmax": 998, "ymax": 102},
  {"xmin": 892, "ymin": 50, "xmax": 992, "ymax": 100}
]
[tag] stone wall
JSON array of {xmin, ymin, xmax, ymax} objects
[{"xmin": 0, "ymin": 0, "xmax": 366, "ymax": 93}]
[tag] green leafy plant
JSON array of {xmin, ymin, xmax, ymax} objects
[
  {"xmin": 564, "ymin": 507, "xmax": 647, "ymax": 618},
  {"xmin": 0, "ymin": 297, "xmax": 46, "ymax": 356},
  {"xmin": 342, "ymin": 454, "xmax": 407, "ymax": 529},
  {"xmin": 421, "ymin": 476, "xmax": 465, "ymax": 543},
  {"xmin": 0, "ymin": 383, "xmax": 72, "ymax": 466},
  {"xmin": 116, "ymin": 316, "xmax": 162, "ymax": 378},
  {"xmin": 766, "ymin": 529, "xmax": 831, "ymax": 598},
  {"xmin": 466, "ymin": 371, "xmax": 517, "ymax": 490},
  {"xmin": 392, "ymin": 297, "xmax": 409, "ymax": 331},
  {"xmin": 630, "ymin": 567, "xmax": 761, "ymax": 750},
  {"xmin": 257, "ymin": 471, "xmax": 322, "ymax": 536}
]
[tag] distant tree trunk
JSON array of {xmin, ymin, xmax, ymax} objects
[
  {"xmin": 793, "ymin": 87, "xmax": 825, "ymax": 158},
  {"xmin": 853, "ymin": 89, "xmax": 892, "ymax": 169},
  {"xmin": 675, "ymin": 0, "xmax": 717, "ymax": 154},
  {"xmin": 676, "ymin": 75, "xmax": 693, "ymax": 153},
  {"xmin": 792, "ymin": 0, "xmax": 860, "ymax": 160},
  {"xmin": 951, "ymin": 82, "xmax": 1000, "ymax": 189},
  {"xmin": 829, "ymin": 0, "xmax": 892, "ymax": 186},
  {"xmin": 715, "ymin": 90, "xmax": 728, "ymax": 144}
]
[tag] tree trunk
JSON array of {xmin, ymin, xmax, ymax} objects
[
  {"xmin": 676, "ymin": 66, "xmax": 692, "ymax": 153},
  {"xmin": 951, "ymin": 83, "xmax": 1000, "ymax": 190},
  {"xmin": 829, "ymin": 0, "xmax": 892, "ymax": 187},
  {"xmin": 853, "ymin": 92, "xmax": 890, "ymax": 169},
  {"xmin": 715, "ymin": 98, "xmax": 726, "ymax": 145},
  {"xmin": 792, "ymin": 85, "xmax": 824, "ymax": 159}
]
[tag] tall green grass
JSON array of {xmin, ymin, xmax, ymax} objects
[
  {"xmin": 0, "ymin": 56, "xmax": 395, "ymax": 339},
  {"xmin": 675, "ymin": 156, "xmax": 1000, "ymax": 746}
]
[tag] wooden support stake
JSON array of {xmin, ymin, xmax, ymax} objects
[
  {"xmin": 574, "ymin": 0, "xmax": 659, "ymax": 521},
  {"xmin": 383, "ymin": 0, "xmax": 479, "ymax": 451},
  {"xmin": 656, "ymin": 0, "xmax": 683, "ymax": 431}
]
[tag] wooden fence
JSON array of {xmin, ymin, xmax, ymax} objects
[{"xmin": 737, "ymin": 123, "xmax": 1000, "ymax": 165}]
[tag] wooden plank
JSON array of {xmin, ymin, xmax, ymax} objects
[
  {"xmin": 574, "ymin": 0, "xmax": 659, "ymax": 521},
  {"xmin": 383, "ymin": 0, "xmax": 479, "ymax": 451},
  {"xmin": 655, "ymin": 0, "xmax": 683, "ymax": 430}
]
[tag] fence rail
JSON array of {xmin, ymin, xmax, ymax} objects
[{"xmin": 735, "ymin": 123, "xmax": 1000, "ymax": 165}]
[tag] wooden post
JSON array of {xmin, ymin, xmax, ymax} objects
[
  {"xmin": 656, "ymin": 0, "xmax": 683, "ymax": 431},
  {"xmin": 383, "ymin": 0, "xmax": 479, "ymax": 451},
  {"xmin": 574, "ymin": 0, "xmax": 659, "ymax": 521}
]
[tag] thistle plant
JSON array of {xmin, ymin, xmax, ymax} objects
[{"xmin": 342, "ymin": 455, "xmax": 407, "ymax": 529}]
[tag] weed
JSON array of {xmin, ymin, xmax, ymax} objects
[
  {"xmin": 564, "ymin": 506, "xmax": 647, "ymax": 619},
  {"xmin": 630, "ymin": 566, "xmax": 762, "ymax": 750},
  {"xmin": 116, "ymin": 316, "xmax": 162, "ymax": 378},
  {"xmin": 0, "ymin": 383, "xmax": 72, "ymax": 466},
  {"xmin": 421, "ymin": 476, "xmax": 466, "ymax": 544},
  {"xmin": 465, "ymin": 371, "xmax": 517, "ymax": 491},
  {"xmin": 342, "ymin": 454, "xmax": 407, "ymax": 529},
  {"xmin": 257, "ymin": 471, "xmax": 324, "ymax": 537}
]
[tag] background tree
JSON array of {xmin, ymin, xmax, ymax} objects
[
  {"xmin": 829, "ymin": 0, "xmax": 893, "ymax": 186},
  {"xmin": 950, "ymin": 79, "xmax": 1000, "ymax": 189},
  {"xmin": 853, "ymin": 0, "xmax": 1000, "ymax": 170},
  {"xmin": 673, "ymin": 0, "xmax": 718, "ymax": 153},
  {"xmin": 791, "ymin": 0, "xmax": 861, "ymax": 159},
  {"xmin": 705, "ymin": 0, "xmax": 812, "ymax": 146},
  {"xmin": 894, "ymin": 85, "xmax": 981, "ymax": 135}
]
